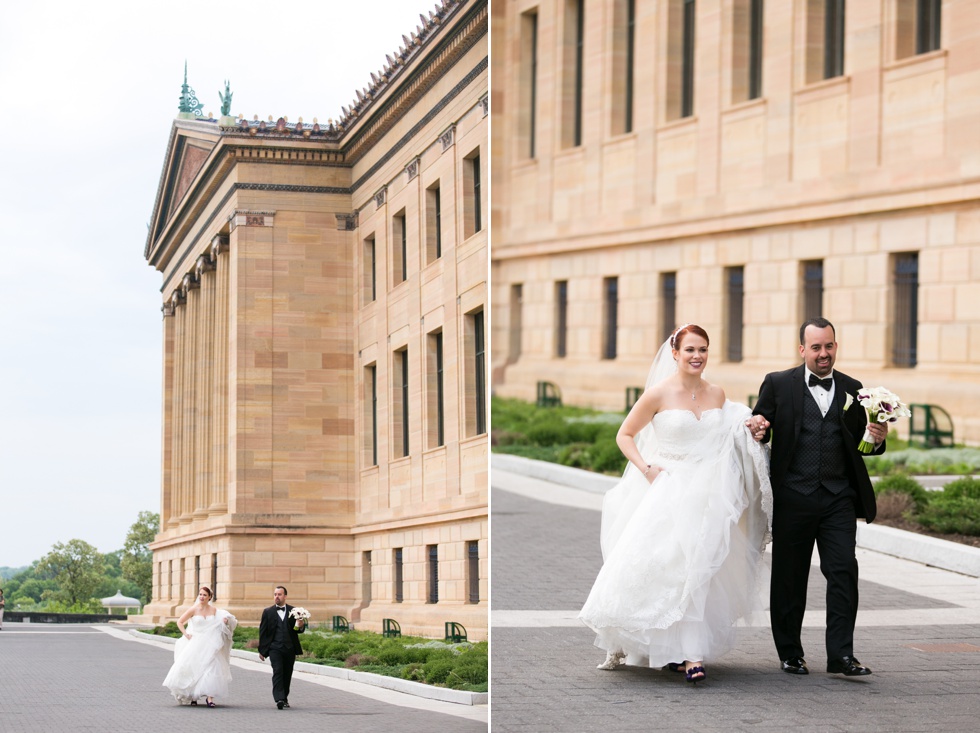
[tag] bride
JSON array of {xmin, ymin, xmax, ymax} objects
[
  {"xmin": 162, "ymin": 585, "xmax": 238, "ymax": 706},
  {"xmin": 579, "ymin": 324, "xmax": 773, "ymax": 683}
]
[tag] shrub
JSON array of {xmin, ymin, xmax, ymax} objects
[
  {"xmin": 873, "ymin": 474, "xmax": 930, "ymax": 513},
  {"xmin": 917, "ymin": 477, "xmax": 980, "ymax": 535},
  {"xmin": 422, "ymin": 656, "xmax": 455, "ymax": 684}
]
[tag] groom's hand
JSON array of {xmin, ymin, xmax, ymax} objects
[
  {"xmin": 259, "ymin": 654, "xmax": 266, "ymax": 661},
  {"xmin": 745, "ymin": 416, "xmax": 770, "ymax": 442}
]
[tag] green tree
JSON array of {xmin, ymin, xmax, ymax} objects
[
  {"xmin": 121, "ymin": 511, "xmax": 159, "ymax": 603},
  {"xmin": 35, "ymin": 539, "xmax": 105, "ymax": 607}
]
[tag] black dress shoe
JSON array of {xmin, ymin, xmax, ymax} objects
[
  {"xmin": 277, "ymin": 700, "xmax": 285, "ymax": 709},
  {"xmin": 282, "ymin": 700, "xmax": 290, "ymax": 708},
  {"xmin": 780, "ymin": 657, "xmax": 809, "ymax": 675},
  {"xmin": 827, "ymin": 656, "xmax": 872, "ymax": 676}
]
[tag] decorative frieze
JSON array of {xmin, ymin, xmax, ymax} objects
[
  {"xmin": 440, "ymin": 124, "xmax": 456, "ymax": 151},
  {"xmin": 374, "ymin": 187, "xmax": 387, "ymax": 209},
  {"xmin": 336, "ymin": 213, "xmax": 358, "ymax": 231},
  {"xmin": 479, "ymin": 94, "xmax": 488, "ymax": 117},
  {"xmin": 229, "ymin": 210, "xmax": 275, "ymax": 231}
]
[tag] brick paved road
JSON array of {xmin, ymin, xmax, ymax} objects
[
  {"xmin": 0, "ymin": 625, "xmax": 485, "ymax": 732},
  {"xmin": 491, "ymin": 471, "xmax": 980, "ymax": 733}
]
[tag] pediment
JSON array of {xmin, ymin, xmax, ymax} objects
[{"xmin": 145, "ymin": 121, "xmax": 220, "ymax": 260}]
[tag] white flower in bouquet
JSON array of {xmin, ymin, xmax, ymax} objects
[
  {"xmin": 289, "ymin": 607, "xmax": 311, "ymax": 624},
  {"xmin": 855, "ymin": 386, "xmax": 911, "ymax": 454}
]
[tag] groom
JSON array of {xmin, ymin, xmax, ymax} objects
[
  {"xmin": 747, "ymin": 318, "xmax": 887, "ymax": 677},
  {"xmin": 258, "ymin": 585, "xmax": 306, "ymax": 709}
]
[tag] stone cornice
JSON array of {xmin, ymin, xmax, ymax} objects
[{"xmin": 144, "ymin": 1, "xmax": 487, "ymax": 265}]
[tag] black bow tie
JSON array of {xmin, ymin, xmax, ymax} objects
[{"xmin": 808, "ymin": 374, "xmax": 833, "ymax": 391}]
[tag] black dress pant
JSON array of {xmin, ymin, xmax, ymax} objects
[
  {"xmin": 770, "ymin": 486, "xmax": 859, "ymax": 661},
  {"xmin": 269, "ymin": 647, "xmax": 296, "ymax": 703}
]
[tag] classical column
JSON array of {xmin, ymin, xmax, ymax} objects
[
  {"xmin": 169, "ymin": 289, "xmax": 186, "ymax": 529},
  {"xmin": 181, "ymin": 272, "xmax": 199, "ymax": 523},
  {"xmin": 194, "ymin": 254, "xmax": 215, "ymax": 518},
  {"xmin": 211, "ymin": 234, "xmax": 230, "ymax": 513},
  {"xmin": 161, "ymin": 302, "xmax": 175, "ymax": 529}
]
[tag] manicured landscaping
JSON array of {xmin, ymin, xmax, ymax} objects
[{"xmin": 145, "ymin": 624, "xmax": 488, "ymax": 692}]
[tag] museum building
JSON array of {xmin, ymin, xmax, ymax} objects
[
  {"xmin": 492, "ymin": 0, "xmax": 980, "ymax": 444},
  {"xmin": 142, "ymin": 0, "xmax": 488, "ymax": 638}
]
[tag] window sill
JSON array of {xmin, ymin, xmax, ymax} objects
[
  {"xmin": 884, "ymin": 48, "xmax": 947, "ymax": 81},
  {"xmin": 795, "ymin": 74, "xmax": 850, "ymax": 103}
]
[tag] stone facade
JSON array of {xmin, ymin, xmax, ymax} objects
[
  {"xmin": 142, "ymin": 0, "xmax": 488, "ymax": 640},
  {"xmin": 492, "ymin": 0, "xmax": 980, "ymax": 444}
]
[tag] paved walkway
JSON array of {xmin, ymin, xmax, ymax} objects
[
  {"xmin": 0, "ymin": 624, "xmax": 486, "ymax": 732},
  {"xmin": 491, "ymin": 467, "xmax": 980, "ymax": 733}
]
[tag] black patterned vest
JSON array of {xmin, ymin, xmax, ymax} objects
[
  {"xmin": 784, "ymin": 388, "xmax": 850, "ymax": 495},
  {"xmin": 271, "ymin": 608, "xmax": 292, "ymax": 651}
]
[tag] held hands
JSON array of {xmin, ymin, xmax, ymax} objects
[{"xmin": 745, "ymin": 416, "xmax": 770, "ymax": 442}]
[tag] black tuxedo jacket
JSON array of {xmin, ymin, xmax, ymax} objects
[
  {"xmin": 752, "ymin": 365, "xmax": 885, "ymax": 522},
  {"xmin": 258, "ymin": 604, "xmax": 305, "ymax": 657}
]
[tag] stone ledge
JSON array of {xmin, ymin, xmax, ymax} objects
[
  {"xmin": 492, "ymin": 453, "xmax": 980, "ymax": 578},
  {"xmin": 132, "ymin": 631, "xmax": 486, "ymax": 706}
]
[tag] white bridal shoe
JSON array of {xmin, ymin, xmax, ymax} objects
[{"xmin": 597, "ymin": 651, "xmax": 626, "ymax": 670}]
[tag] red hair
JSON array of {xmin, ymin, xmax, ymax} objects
[{"xmin": 670, "ymin": 324, "xmax": 710, "ymax": 350}]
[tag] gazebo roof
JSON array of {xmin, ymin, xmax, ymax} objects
[{"xmin": 101, "ymin": 590, "xmax": 141, "ymax": 607}]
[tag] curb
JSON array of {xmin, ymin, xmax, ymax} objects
[
  {"xmin": 491, "ymin": 452, "xmax": 980, "ymax": 578},
  {"xmin": 132, "ymin": 630, "xmax": 487, "ymax": 706}
]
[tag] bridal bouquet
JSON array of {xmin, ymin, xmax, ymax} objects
[
  {"xmin": 289, "ymin": 607, "xmax": 311, "ymax": 624},
  {"xmin": 855, "ymin": 386, "xmax": 911, "ymax": 453}
]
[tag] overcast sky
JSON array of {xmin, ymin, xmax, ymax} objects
[{"xmin": 0, "ymin": 0, "xmax": 445, "ymax": 569}]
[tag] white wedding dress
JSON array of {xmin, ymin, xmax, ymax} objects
[
  {"xmin": 162, "ymin": 610, "xmax": 238, "ymax": 703},
  {"xmin": 579, "ymin": 401, "xmax": 773, "ymax": 668}
]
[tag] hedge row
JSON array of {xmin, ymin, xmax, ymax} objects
[{"xmin": 875, "ymin": 475, "xmax": 980, "ymax": 536}]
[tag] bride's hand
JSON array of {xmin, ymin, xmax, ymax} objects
[
  {"xmin": 184, "ymin": 633, "xmax": 192, "ymax": 640},
  {"xmin": 643, "ymin": 464, "xmax": 662, "ymax": 483}
]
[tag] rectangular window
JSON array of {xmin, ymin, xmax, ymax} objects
[
  {"xmin": 602, "ymin": 277, "xmax": 618, "ymax": 360},
  {"xmin": 520, "ymin": 10, "xmax": 539, "ymax": 158},
  {"xmin": 464, "ymin": 308, "xmax": 486, "ymax": 437},
  {"xmin": 194, "ymin": 555, "xmax": 200, "ymax": 593},
  {"xmin": 509, "ymin": 284, "xmax": 523, "ymax": 362},
  {"xmin": 732, "ymin": 0, "xmax": 764, "ymax": 103},
  {"xmin": 362, "ymin": 551, "xmax": 372, "ymax": 606},
  {"xmin": 805, "ymin": 0, "xmax": 845, "ymax": 83},
  {"xmin": 916, "ymin": 0, "xmax": 941, "ymax": 54},
  {"xmin": 211, "ymin": 555, "xmax": 217, "ymax": 600},
  {"xmin": 802, "ymin": 260, "xmax": 824, "ymax": 322},
  {"xmin": 726, "ymin": 267, "xmax": 745, "ymax": 362},
  {"xmin": 824, "ymin": 0, "xmax": 845, "ymax": 79},
  {"xmin": 362, "ymin": 235, "xmax": 376, "ymax": 303},
  {"xmin": 555, "ymin": 280, "xmax": 568, "ymax": 358},
  {"xmin": 393, "ymin": 211, "xmax": 407, "ymax": 284},
  {"xmin": 365, "ymin": 364, "xmax": 378, "ymax": 466},
  {"xmin": 426, "ymin": 331, "xmax": 445, "ymax": 448},
  {"xmin": 425, "ymin": 182, "xmax": 442, "ymax": 263},
  {"xmin": 393, "ymin": 548, "xmax": 403, "ymax": 603},
  {"xmin": 561, "ymin": 0, "xmax": 585, "ymax": 147},
  {"xmin": 682, "ymin": 0, "xmax": 696, "ymax": 117},
  {"xmin": 892, "ymin": 252, "xmax": 919, "ymax": 367},
  {"xmin": 667, "ymin": 0, "xmax": 697, "ymax": 120},
  {"xmin": 393, "ymin": 349, "xmax": 409, "ymax": 458},
  {"xmin": 612, "ymin": 0, "xmax": 637, "ymax": 135},
  {"xmin": 475, "ymin": 310, "xmax": 486, "ymax": 435},
  {"xmin": 463, "ymin": 150, "xmax": 482, "ymax": 238},
  {"xmin": 660, "ymin": 272, "xmax": 677, "ymax": 342},
  {"xmin": 427, "ymin": 545, "xmax": 439, "ymax": 604},
  {"xmin": 467, "ymin": 541, "xmax": 480, "ymax": 604}
]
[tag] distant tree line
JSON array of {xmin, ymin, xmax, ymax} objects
[{"xmin": 1, "ymin": 511, "xmax": 159, "ymax": 613}]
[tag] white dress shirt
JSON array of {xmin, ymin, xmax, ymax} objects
[{"xmin": 804, "ymin": 367, "xmax": 835, "ymax": 418}]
